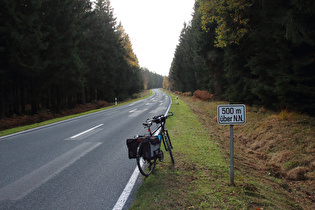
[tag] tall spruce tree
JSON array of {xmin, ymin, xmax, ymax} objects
[
  {"xmin": 278, "ymin": 0, "xmax": 315, "ymax": 113},
  {"xmin": 169, "ymin": 1, "xmax": 225, "ymax": 97},
  {"xmin": 1, "ymin": 0, "xmax": 47, "ymax": 116},
  {"xmin": 1, "ymin": 0, "xmax": 145, "ymax": 119},
  {"xmin": 115, "ymin": 24, "xmax": 142, "ymax": 99},
  {"xmin": 40, "ymin": 0, "xmax": 88, "ymax": 112},
  {"xmin": 171, "ymin": 0, "xmax": 314, "ymax": 115},
  {"xmin": 169, "ymin": 23, "xmax": 197, "ymax": 93}
]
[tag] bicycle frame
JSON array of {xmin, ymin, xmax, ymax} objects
[
  {"xmin": 145, "ymin": 118, "xmax": 173, "ymax": 155},
  {"xmin": 147, "ymin": 121, "xmax": 163, "ymax": 136},
  {"xmin": 133, "ymin": 112, "xmax": 174, "ymax": 176}
]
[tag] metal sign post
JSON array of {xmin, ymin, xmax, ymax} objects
[
  {"xmin": 217, "ymin": 104, "xmax": 246, "ymax": 185},
  {"xmin": 230, "ymin": 125, "xmax": 234, "ymax": 185}
]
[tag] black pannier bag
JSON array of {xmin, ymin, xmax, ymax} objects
[
  {"xmin": 141, "ymin": 136, "xmax": 160, "ymax": 161},
  {"xmin": 126, "ymin": 138, "xmax": 140, "ymax": 159},
  {"xmin": 127, "ymin": 136, "xmax": 160, "ymax": 160}
]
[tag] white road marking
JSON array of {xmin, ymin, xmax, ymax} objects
[
  {"xmin": 0, "ymin": 142, "xmax": 102, "ymax": 201},
  {"xmin": 105, "ymin": 111, "xmax": 118, "ymax": 116},
  {"xmin": 129, "ymin": 109, "xmax": 137, "ymax": 113},
  {"xmin": 70, "ymin": 124, "xmax": 103, "ymax": 139},
  {"xmin": 114, "ymin": 91, "xmax": 173, "ymax": 210},
  {"xmin": 149, "ymin": 107, "xmax": 166, "ymax": 114},
  {"xmin": 112, "ymin": 161, "xmax": 143, "ymax": 210},
  {"xmin": 128, "ymin": 109, "xmax": 148, "ymax": 118}
]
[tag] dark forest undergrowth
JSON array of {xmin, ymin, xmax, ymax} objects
[{"xmin": 0, "ymin": 90, "xmax": 150, "ymax": 136}]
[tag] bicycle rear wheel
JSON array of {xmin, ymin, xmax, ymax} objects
[
  {"xmin": 163, "ymin": 132, "xmax": 174, "ymax": 164},
  {"xmin": 136, "ymin": 141, "xmax": 157, "ymax": 177}
]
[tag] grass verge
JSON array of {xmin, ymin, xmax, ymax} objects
[{"xmin": 130, "ymin": 95, "xmax": 311, "ymax": 209}]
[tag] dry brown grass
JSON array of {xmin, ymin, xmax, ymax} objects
[
  {"xmin": 179, "ymin": 95, "xmax": 315, "ymax": 209},
  {"xmin": 0, "ymin": 102, "xmax": 109, "ymax": 131}
]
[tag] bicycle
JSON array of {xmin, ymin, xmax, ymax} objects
[{"xmin": 126, "ymin": 111, "xmax": 174, "ymax": 177}]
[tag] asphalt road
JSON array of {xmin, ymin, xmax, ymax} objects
[{"xmin": 0, "ymin": 89, "xmax": 172, "ymax": 210}]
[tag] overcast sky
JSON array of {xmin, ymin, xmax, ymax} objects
[{"xmin": 110, "ymin": 0, "xmax": 195, "ymax": 76}]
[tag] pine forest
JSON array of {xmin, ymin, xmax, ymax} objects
[
  {"xmin": 0, "ymin": 0, "xmax": 163, "ymax": 119},
  {"xmin": 169, "ymin": 0, "xmax": 315, "ymax": 116},
  {"xmin": 1, "ymin": 0, "xmax": 314, "ymax": 119}
]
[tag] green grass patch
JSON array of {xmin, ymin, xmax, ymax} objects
[{"xmin": 130, "ymin": 95, "xmax": 303, "ymax": 209}]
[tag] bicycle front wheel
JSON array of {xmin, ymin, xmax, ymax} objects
[
  {"xmin": 163, "ymin": 132, "xmax": 175, "ymax": 164},
  {"xmin": 136, "ymin": 142, "xmax": 157, "ymax": 177}
]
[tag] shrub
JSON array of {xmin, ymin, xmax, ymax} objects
[
  {"xmin": 131, "ymin": 93, "xmax": 140, "ymax": 99},
  {"xmin": 174, "ymin": 91, "xmax": 183, "ymax": 95},
  {"xmin": 96, "ymin": 100, "xmax": 109, "ymax": 108},
  {"xmin": 193, "ymin": 90, "xmax": 213, "ymax": 101},
  {"xmin": 183, "ymin": 92, "xmax": 192, "ymax": 96}
]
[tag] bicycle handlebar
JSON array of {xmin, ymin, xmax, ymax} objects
[
  {"xmin": 167, "ymin": 111, "xmax": 174, "ymax": 117},
  {"xmin": 143, "ymin": 111, "xmax": 173, "ymax": 127},
  {"xmin": 152, "ymin": 111, "xmax": 173, "ymax": 123}
]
